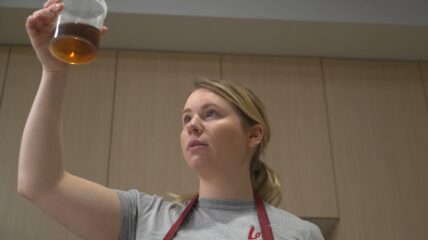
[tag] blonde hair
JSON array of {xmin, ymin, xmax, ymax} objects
[{"xmin": 174, "ymin": 78, "xmax": 282, "ymax": 206}]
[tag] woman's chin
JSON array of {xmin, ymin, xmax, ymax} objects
[{"xmin": 185, "ymin": 155, "xmax": 210, "ymax": 171}]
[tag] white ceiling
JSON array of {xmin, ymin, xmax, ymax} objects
[
  {"xmin": 1, "ymin": 0, "xmax": 428, "ymax": 60},
  {"xmin": 2, "ymin": 0, "xmax": 428, "ymax": 26}
]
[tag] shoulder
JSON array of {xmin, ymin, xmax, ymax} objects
[
  {"xmin": 266, "ymin": 204, "xmax": 324, "ymax": 240},
  {"xmin": 113, "ymin": 190, "xmax": 189, "ymax": 239},
  {"xmin": 114, "ymin": 189, "xmax": 186, "ymax": 216}
]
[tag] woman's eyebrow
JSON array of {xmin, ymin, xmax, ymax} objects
[{"xmin": 181, "ymin": 103, "xmax": 220, "ymax": 115}]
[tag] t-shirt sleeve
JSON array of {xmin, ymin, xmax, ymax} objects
[
  {"xmin": 114, "ymin": 189, "xmax": 138, "ymax": 240},
  {"xmin": 114, "ymin": 189, "xmax": 158, "ymax": 240},
  {"xmin": 308, "ymin": 222, "xmax": 324, "ymax": 240}
]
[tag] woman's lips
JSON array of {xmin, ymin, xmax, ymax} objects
[{"xmin": 187, "ymin": 140, "xmax": 208, "ymax": 151}]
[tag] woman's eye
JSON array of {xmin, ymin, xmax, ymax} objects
[
  {"xmin": 206, "ymin": 109, "xmax": 217, "ymax": 118},
  {"xmin": 183, "ymin": 115, "xmax": 191, "ymax": 124}
]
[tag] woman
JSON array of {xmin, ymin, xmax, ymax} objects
[{"xmin": 19, "ymin": 0, "xmax": 324, "ymax": 239}]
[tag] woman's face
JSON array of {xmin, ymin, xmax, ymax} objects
[{"xmin": 180, "ymin": 88, "xmax": 252, "ymax": 177}]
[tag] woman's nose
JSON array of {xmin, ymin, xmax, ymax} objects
[{"xmin": 187, "ymin": 117, "xmax": 203, "ymax": 135}]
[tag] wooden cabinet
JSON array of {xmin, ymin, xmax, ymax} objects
[
  {"xmin": 0, "ymin": 46, "xmax": 9, "ymax": 107},
  {"xmin": 323, "ymin": 59, "xmax": 428, "ymax": 240},
  {"xmin": 2, "ymin": 46, "xmax": 427, "ymax": 239},
  {"xmin": 222, "ymin": 55, "xmax": 339, "ymax": 234},
  {"xmin": 0, "ymin": 47, "xmax": 116, "ymax": 239},
  {"xmin": 421, "ymin": 62, "xmax": 428, "ymax": 105},
  {"xmin": 108, "ymin": 51, "xmax": 220, "ymax": 196}
]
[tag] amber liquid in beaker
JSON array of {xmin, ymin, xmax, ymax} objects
[{"xmin": 49, "ymin": 22, "xmax": 100, "ymax": 64}]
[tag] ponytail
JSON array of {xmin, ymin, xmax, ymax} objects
[{"xmin": 250, "ymin": 150, "xmax": 282, "ymax": 207}]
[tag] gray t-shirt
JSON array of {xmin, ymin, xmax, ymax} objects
[{"xmin": 115, "ymin": 189, "xmax": 324, "ymax": 240}]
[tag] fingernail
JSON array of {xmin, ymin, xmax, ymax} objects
[{"xmin": 53, "ymin": 3, "xmax": 61, "ymax": 11}]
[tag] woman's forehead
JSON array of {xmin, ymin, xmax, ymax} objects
[{"xmin": 183, "ymin": 88, "xmax": 229, "ymax": 110}]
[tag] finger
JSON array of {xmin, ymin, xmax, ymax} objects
[
  {"xmin": 26, "ymin": 15, "xmax": 40, "ymax": 37},
  {"xmin": 47, "ymin": 3, "xmax": 63, "ymax": 14},
  {"xmin": 26, "ymin": 5, "xmax": 61, "ymax": 38},
  {"xmin": 43, "ymin": 0, "xmax": 61, "ymax": 9},
  {"xmin": 30, "ymin": 4, "xmax": 63, "ymax": 25},
  {"xmin": 42, "ymin": 5, "xmax": 62, "ymax": 25},
  {"xmin": 100, "ymin": 26, "xmax": 109, "ymax": 35},
  {"xmin": 29, "ymin": 10, "xmax": 54, "ymax": 32},
  {"xmin": 35, "ymin": 19, "xmax": 54, "ymax": 34},
  {"xmin": 26, "ymin": 18, "xmax": 51, "ymax": 42}
]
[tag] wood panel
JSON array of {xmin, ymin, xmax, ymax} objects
[
  {"xmin": 222, "ymin": 55, "xmax": 339, "ymax": 223},
  {"xmin": 324, "ymin": 59, "xmax": 428, "ymax": 240},
  {"xmin": 421, "ymin": 62, "xmax": 428, "ymax": 109},
  {"xmin": 109, "ymin": 51, "xmax": 220, "ymax": 196},
  {"xmin": 0, "ymin": 46, "xmax": 9, "ymax": 110},
  {"xmin": 0, "ymin": 47, "xmax": 116, "ymax": 239}
]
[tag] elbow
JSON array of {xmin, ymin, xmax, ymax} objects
[
  {"xmin": 17, "ymin": 179, "xmax": 34, "ymax": 201},
  {"xmin": 17, "ymin": 171, "xmax": 66, "ymax": 201},
  {"xmin": 17, "ymin": 176, "xmax": 39, "ymax": 201}
]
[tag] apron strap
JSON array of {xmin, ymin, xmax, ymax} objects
[
  {"xmin": 254, "ymin": 192, "xmax": 274, "ymax": 240},
  {"xmin": 163, "ymin": 194, "xmax": 199, "ymax": 240},
  {"xmin": 163, "ymin": 193, "xmax": 274, "ymax": 240}
]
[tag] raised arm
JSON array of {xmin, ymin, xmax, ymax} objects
[{"xmin": 18, "ymin": 1, "xmax": 120, "ymax": 239}]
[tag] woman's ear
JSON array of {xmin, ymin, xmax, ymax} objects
[{"xmin": 248, "ymin": 124, "xmax": 263, "ymax": 148}]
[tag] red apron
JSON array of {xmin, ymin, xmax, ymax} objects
[{"xmin": 163, "ymin": 192, "xmax": 274, "ymax": 240}]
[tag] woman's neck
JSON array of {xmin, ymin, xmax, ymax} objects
[{"xmin": 198, "ymin": 171, "xmax": 253, "ymax": 201}]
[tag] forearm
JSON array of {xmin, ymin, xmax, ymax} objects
[{"xmin": 18, "ymin": 70, "xmax": 68, "ymax": 200}]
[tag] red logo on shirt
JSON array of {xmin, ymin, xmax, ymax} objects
[{"xmin": 248, "ymin": 226, "xmax": 262, "ymax": 240}]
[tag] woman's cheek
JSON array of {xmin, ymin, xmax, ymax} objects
[
  {"xmin": 180, "ymin": 131, "xmax": 188, "ymax": 156},
  {"xmin": 218, "ymin": 127, "xmax": 245, "ymax": 153}
]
